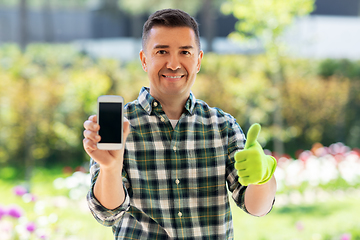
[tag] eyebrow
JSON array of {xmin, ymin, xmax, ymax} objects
[
  {"xmin": 153, "ymin": 45, "xmax": 194, "ymax": 50},
  {"xmin": 180, "ymin": 46, "xmax": 194, "ymax": 50}
]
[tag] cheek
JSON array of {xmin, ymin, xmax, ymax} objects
[
  {"xmin": 185, "ymin": 61, "xmax": 199, "ymax": 74},
  {"xmin": 148, "ymin": 59, "xmax": 165, "ymax": 73}
]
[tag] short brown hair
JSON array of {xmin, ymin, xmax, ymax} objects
[{"xmin": 142, "ymin": 9, "xmax": 201, "ymax": 51}]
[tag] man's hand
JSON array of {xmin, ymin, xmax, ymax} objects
[
  {"xmin": 83, "ymin": 115, "xmax": 131, "ymax": 209},
  {"xmin": 83, "ymin": 115, "xmax": 130, "ymax": 170},
  {"xmin": 234, "ymin": 123, "xmax": 277, "ymax": 186}
]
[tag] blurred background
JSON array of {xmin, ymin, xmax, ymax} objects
[{"xmin": 0, "ymin": 0, "xmax": 360, "ymax": 239}]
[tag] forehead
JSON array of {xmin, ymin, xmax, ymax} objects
[{"xmin": 145, "ymin": 26, "xmax": 198, "ymax": 50}]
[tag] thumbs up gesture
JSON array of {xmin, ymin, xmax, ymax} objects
[{"xmin": 235, "ymin": 123, "xmax": 277, "ymax": 186}]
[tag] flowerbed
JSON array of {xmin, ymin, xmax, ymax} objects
[
  {"xmin": 0, "ymin": 170, "xmax": 111, "ymax": 240},
  {"xmin": 1, "ymin": 142, "xmax": 359, "ymax": 240},
  {"xmin": 274, "ymin": 142, "xmax": 360, "ymax": 206}
]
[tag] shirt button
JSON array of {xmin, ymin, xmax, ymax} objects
[
  {"xmin": 160, "ymin": 117, "xmax": 165, "ymax": 122},
  {"xmin": 173, "ymin": 146, "xmax": 177, "ymax": 151},
  {"xmin": 175, "ymin": 179, "xmax": 180, "ymax": 185},
  {"xmin": 178, "ymin": 212, "xmax": 182, "ymax": 217},
  {"xmin": 153, "ymin": 102, "xmax": 158, "ymax": 107}
]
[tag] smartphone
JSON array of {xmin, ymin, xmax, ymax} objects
[{"xmin": 97, "ymin": 95, "xmax": 124, "ymax": 150}]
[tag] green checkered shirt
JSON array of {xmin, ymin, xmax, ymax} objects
[{"xmin": 87, "ymin": 87, "xmax": 249, "ymax": 239}]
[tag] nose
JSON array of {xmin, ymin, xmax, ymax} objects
[{"xmin": 166, "ymin": 54, "xmax": 181, "ymax": 71}]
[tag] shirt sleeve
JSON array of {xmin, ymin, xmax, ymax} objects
[
  {"xmin": 86, "ymin": 158, "xmax": 131, "ymax": 227},
  {"xmin": 225, "ymin": 115, "xmax": 275, "ymax": 216},
  {"xmin": 223, "ymin": 113, "xmax": 252, "ymax": 214}
]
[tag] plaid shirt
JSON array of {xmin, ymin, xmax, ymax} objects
[{"xmin": 87, "ymin": 87, "xmax": 249, "ymax": 239}]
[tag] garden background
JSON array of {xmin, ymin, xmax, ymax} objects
[{"xmin": 1, "ymin": 0, "xmax": 360, "ymax": 239}]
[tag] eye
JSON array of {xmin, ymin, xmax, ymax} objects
[
  {"xmin": 181, "ymin": 51, "xmax": 191, "ymax": 55},
  {"xmin": 157, "ymin": 50, "xmax": 167, "ymax": 55}
]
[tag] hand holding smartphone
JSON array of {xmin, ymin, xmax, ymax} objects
[{"xmin": 97, "ymin": 95, "xmax": 124, "ymax": 150}]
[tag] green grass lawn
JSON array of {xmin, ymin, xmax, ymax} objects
[
  {"xmin": 1, "ymin": 169, "xmax": 360, "ymax": 240},
  {"xmin": 231, "ymin": 191, "xmax": 360, "ymax": 240}
]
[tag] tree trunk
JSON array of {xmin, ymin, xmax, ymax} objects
[
  {"xmin": 201, "ymin": 0, "xmax": 216, "ymax": 52},
  {"xmin": 43, "ymin": 0, "xmax": 54, "ymax": 42},
  {"xmin": 19, "ymin": 0, "xmax": 28, "ymax": 51},
  {"xmin": 130, "ymin": 14, "xmax": 143, "ymax": 38},
  {"xmin": 90, "ymin": 0, "xmax": 124, "ymax": 38},
  {"xmin": 23, "ymin": 77, "xmax": 35, "ymax": 190},
  {"xmin": 19, "ymin": 0, "xmax": 34, "ymax": 188},
  {"xmin": 268, "ymin": 43, "xmax": 285, "ymax": 156},
  {"xmin": 273, "ymin": 95, "xmax": 285, "ymax": 156}
]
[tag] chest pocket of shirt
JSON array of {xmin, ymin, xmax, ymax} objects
[{"xmin": 186, "ymin": 150, "xmax": 227, "ymax": 196}]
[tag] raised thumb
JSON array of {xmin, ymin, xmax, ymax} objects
[{"xmin": 244, "ymin": 123, "xmax": 261, "ymax": 149}]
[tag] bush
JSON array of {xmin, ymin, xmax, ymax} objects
[
  {"xmin": 0, "ymin": 44, "xmax": 136, "ymax": 174},
  {"xmin": 1, "ymin": 44, "xmax": 360, "ymax": 177}
]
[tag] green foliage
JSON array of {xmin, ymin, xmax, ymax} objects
[
  {"xmin": 1, "ymin": 44, "xmax": 360, "ymax": 176},
  {"xmin": 194, "ymin": 54, "xmax": 276, "ymax": 132},
  {"xmin": 281, "ymin": 58, "xmax": 360, "ymax": 149},
  {"xmin": 221, "ymin": 0, "xmax": 317, "ymax": 155},
  {"xmin": 194, "ymin": 54, "xmax": 360, "ymax": 151},
  {"xmin": 0, "ymin": 167, "xmax": 18, "ymax": 181},
  {"xmin": 318, "ymin": 58, "xmax": 360, "ymax": 80},
  {"xmin": 221, "ymin": 0, "xmax": 315, "ymax": 43},
  {"xmin": 0, "ymin": 44, "xmax": 141, "ymax": 176}
]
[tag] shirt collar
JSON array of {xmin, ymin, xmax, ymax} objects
[
  {"xmin": 138, "ymin": 87, "xmax": 196, "ymax": 115},
  {"xmin": 185, "ymin": 91, "xmax": 196, "ymax": 115},
  {"xmin": 138, "ymin": 87, "xmax": 155, "ymax": 114}
]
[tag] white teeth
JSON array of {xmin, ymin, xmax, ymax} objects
[{"xmin": 164, "ymin": 75, "xmax": 182, "ymax": 79}]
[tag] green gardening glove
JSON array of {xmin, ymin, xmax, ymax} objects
[{"xmin": 234, "ymin": 123, "xmax": 277, "ymax": 186}]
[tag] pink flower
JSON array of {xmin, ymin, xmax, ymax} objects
[
  {"xmin": 13, "ymin": 186, "xmax": 28, "ymax": 196},
  {"xmin": 295, "ymin": 221, "xmax": 304, "ymax": 231},
  {"xmin": 26, "ymin": 222, "xmax": 36, "ymax": 233},
  {"xmin": 39, "ymin": 234, "xmax": 48, "ymax": 239},
  {"xmin": 299, "ymin": 150, "xmax": 312, "ymax": 162},
  {"xmin": 341, "ymin": 233, "xmax": 351, "ymax": 240},
  {"xmin": 7, "ymin": 205, "xmax": 23, "ymax": 218}
]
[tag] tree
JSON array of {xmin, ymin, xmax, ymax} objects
[
  {"xmin": 0, "ymin": 44, "xmax": 117, "ymax": 180},
  {"xmin": 221, "ymin": 0, "xmax": 315, "ymax": 155}
]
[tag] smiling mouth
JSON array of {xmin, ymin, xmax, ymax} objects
[{"xmin": 162, "ymin": 75, "xmax": 184, "ymax": 79}]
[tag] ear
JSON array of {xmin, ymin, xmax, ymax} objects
[
  {"xmin": 139, "ymin": 50, "xmax": 147, "ymax": 72},
  {"xmin": 196, "ymin": 50, "xmax": 204, "ymax": 73}
]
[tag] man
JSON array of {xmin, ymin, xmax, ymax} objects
[{"xmin": 83, "ymin": 9, "xmax": 277, "ymax": 239}]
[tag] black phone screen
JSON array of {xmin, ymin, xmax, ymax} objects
[{"xmin": 99, "ymin": 102, "xmax": 122, "ymax": 143}]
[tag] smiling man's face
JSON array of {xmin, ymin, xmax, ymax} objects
[{"xmin": 140, "ymin": 26, "xmax": 203, "ymax": 101}]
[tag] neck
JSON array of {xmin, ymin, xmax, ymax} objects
[
  {"xmin": 151, "ymin": 91, "xmax": 188, "ymax": 120},
  {"xmin": 161, "ymin": 100, "xmax": 185, "ymax": 120}
]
